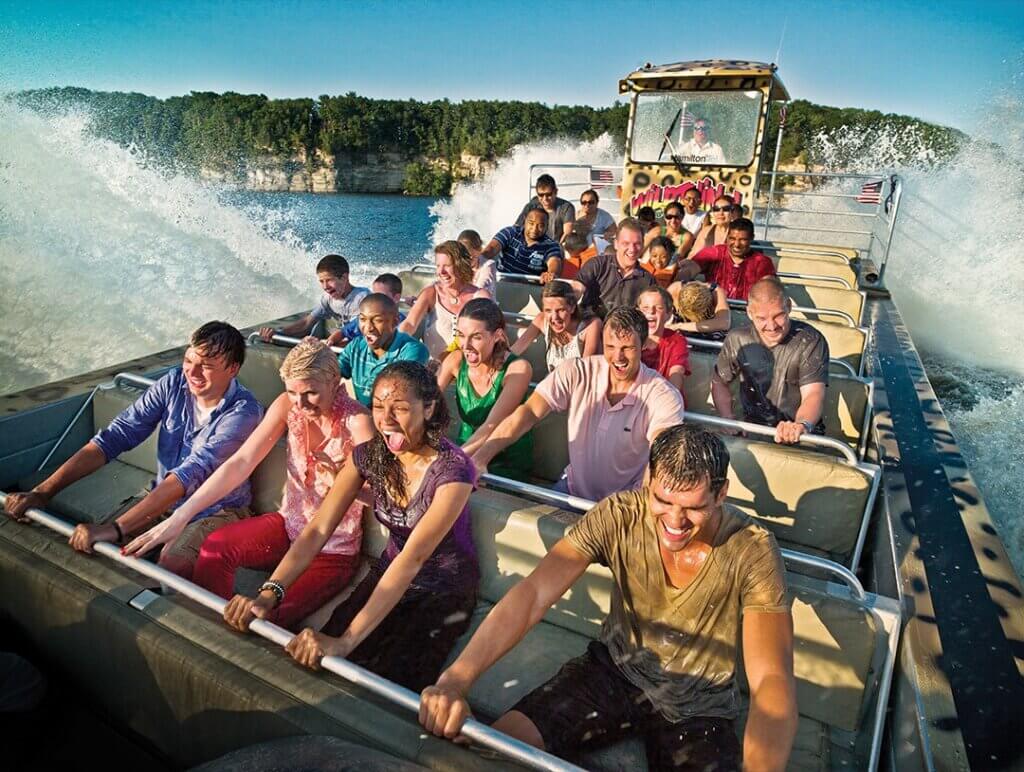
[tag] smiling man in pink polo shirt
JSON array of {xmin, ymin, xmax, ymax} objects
[{"xmin": 470, "ymin": 307, "xmax": 686, "ymax": 502}]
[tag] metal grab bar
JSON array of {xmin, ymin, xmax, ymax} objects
[
  {"xmin": 680, "ymin": 335, "xmax": 859, "ymax": 378},
  {"xmin": 246, "ymin": 332, "xmax": 344, "ymax": 355},
  {"xmin": 113, "ymin": 372, "xmax": 159, "ymax": 390},
  {"xmin": 0, "ymin": 493, "xmax": 584, "ymax": 772},
  {"xmin": 476, "ymin": 478, "xmax": 866, "ymax": 599},
  {"xmin": 776, "ymin": 271, "xmax": 852, "ymax": 290},
  {"xmin": 752, "ymin": 244, "xmax": 856, "ymax": 263},
  {"xmin": 726, "ymin": 299, "xmax": 857, "ymax": 328},
  {"xmin": 682, "ymin": 411, "xmax": 858, "ymax": 465}
]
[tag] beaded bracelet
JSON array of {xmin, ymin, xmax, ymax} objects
[{"xmin": 259, "ymin": 580, "xmax": 286, "ymax": 606}]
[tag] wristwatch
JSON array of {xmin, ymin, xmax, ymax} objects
[{"xmin": 798, "ymin": 420, "xmax": 815, "ymax": 433}]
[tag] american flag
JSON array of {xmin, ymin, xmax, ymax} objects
[
  {"xmin": 590, "ymin": 168, "xmax": 614, "ymax": 183},
  {"xmin": 857, "ymin": 180, "xmax": 884, "ymax": 205}
]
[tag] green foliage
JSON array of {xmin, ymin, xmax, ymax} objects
[
  {"xmin": 404, "ymin": 161, "xmax": 453, "ymax": 196},
  {"xmin": 10, "ymin": 87, "xmax": 965, "ymax": 192}
]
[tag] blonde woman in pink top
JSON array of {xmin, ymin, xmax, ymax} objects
[{"xmin": 124, "ymin": 337, "xmax": 374, "ymax": 630}]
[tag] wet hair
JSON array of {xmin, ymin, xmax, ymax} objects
[
  {"xmin": 638, "ymin": 285, "xmax": 674, "ymax": 314},
  {"xmin": 456, "ymin": 229, "xmax": 483, "ymax": 251},
  {"xmin": 359, "ymin": 292, "xmax": 399, "ymax": 317},
  {"xmin": 664, "ymin": 200, "xmax": 684, "ymax": 217},
  {"xmin": 617, "ymin": 217, "xmax": 645, "ymax": 239},
  {"xmin": 279, "ymin": 336, "xmax": 340, "ymax": 384},
  {"xmin": 365, "ymin": 361, "xmax": 450, "ymax": 503},
  {"xmin": 535, "ymin": 173, "xmax": 557, "ymax": 191},
  {"xmin": 316, "ymin": 254, "xmax": 350, "ymax": 279},
  {"xmin": 190, "ymin": 321, "xmax": 245, "ymax": 367},
  {"xmin": 604, "ymin": 307, "xmax": 648, "ymax": 346},
  {"xmin": 728, "ymin": 217, "xmax": 754, "ymax": 238},
  {"xmin": 373, "ymin": 272, "xmax": 403, "ymax": 297},
  {"xmin": 647, "ymin": 235, "xmax": 676, "ymax": 258},
  {"xmin": 637, "ymin": 206, "xmax": 657, "ymax": 222},
  {"xmin": 434, "ymin": 240, "xmax": 476, "ymax": 285},
  {"xmin": 542, "ymin": 280, "xmax": 581, "ymax": 323},
  {"xmin": 675, "ymin": 282, "xmax": 716, "ymax": 322},
  {"xmin": 458, "ymin": 298, "xmax": 509, "ymax": 368},
  {"xmin": 649, "ymin": 424, "xmax": 730, "ymax": 496},
  {"xmin": 747, "ymin": 276, "xmax": 790, "ymax": 306}
]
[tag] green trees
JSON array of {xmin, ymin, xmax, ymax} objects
[{"xmin": 11, "ymin": 87, "xmax": 964, "ymax": 193}]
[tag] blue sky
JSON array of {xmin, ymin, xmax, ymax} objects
[{"xmin": 2, "ymin": 0, "xmax": 1021, "ymax": 134}]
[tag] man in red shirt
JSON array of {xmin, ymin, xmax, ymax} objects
[{"xmin": 677, "ymin": 218, "xmax": 776, "ymax": 301}]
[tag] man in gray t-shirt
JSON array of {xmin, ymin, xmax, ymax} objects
[
  {"xmin": 712, "ymin": 277, "xmax": 828, "ymax": 444},
  {"xmin": 515, "ymin": 173, "xmax": 575, "ymax": 243}
]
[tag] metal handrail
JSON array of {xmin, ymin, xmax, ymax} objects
[
  {"xmin": 776, "ymin": 271, "xmax": 852, "ymax": 289},
  {"xmin": 726, "ymin": 299, "xmax": 857, "ymax": 328},
  {"xmin": 752, "ymin": 244, "xmax": 856, "ymax": 263},
  {"xmin": 759, "ymin": 206, "xmax": 877, "ymax": 219},
  {"xmin": 246, "ymin": 332, "xmax": 344, "ymax": 355},
  {"xmin": 758, "ymin": 170, "xmax": 889, "ymax": 180},
  {"xmin": 682, "ymin": 411, "xmax": 859, "ymax": 465},
  {"xmin": 0, "ymin": 493, "xmax": 583, "ymax": 772},
  {"xmin": 113, "ymin": 372, "xmax": 159, "ymax": 390},
  {"xmin": 478, "ymin": 477, "xmax": 866, "ymax": 599}
]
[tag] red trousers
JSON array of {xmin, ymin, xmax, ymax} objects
[{"xmin": 193, "ymin": 512, "xmax": 359, "ymax": 631}]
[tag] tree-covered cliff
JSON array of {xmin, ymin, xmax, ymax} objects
[{"xmin": 11, "ymin": 87, "xmax": 965, "ymax": 194}]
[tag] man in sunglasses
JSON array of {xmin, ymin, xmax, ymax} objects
[
  {"xmin": 679, "ymin": 118, "xmax": 725, "ymax": 164},
  {"xmin": 572, "ymin": 188, "xmax": 617, "ymax": 250},
  {"xmin": 516, "ymin": 173, "xmax": 576, "ymax": 243}
]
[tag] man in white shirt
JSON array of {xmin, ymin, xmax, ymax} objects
[{"xmin": 678, "ymin": 119, "xmax": 725, "ymax": 165}]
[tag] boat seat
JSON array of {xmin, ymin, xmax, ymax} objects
[
  {"xmin": 236, "ymin": 345, "xmax": 293, "ymax": 408},
  {"xmin": 17, "ymin": 461, "xmax": 155, "ymax": 525},
  {"xmin": 444, "ymin": 493, "xmax": 888, "ymax": 770},
  {"xmin": 754, "ymin": 240, "xmax": 859, "ymax": 263},
  {"xmin": 775, "ymin": 255, "xmax": 859, "ymax": 290}
]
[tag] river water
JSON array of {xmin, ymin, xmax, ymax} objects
[{"xmin": 0, "ymin": 104, "xmax": 1021, "ymax": 577}]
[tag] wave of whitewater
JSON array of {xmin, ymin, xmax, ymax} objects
[
  {"xmin": 1, "ymin": 97, "xmax": 1021, "ymax": 576},
  {"xmin": 0, "ymin": 102, "xmax": 317, "ymax": 393}
]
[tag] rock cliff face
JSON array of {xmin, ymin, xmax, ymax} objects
[{"xmin": 199, "ymin": 150, "xmax": 489, "ymax": 195}]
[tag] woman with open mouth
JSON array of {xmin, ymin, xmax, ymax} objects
[
  {"xmin": 261, "ymin": 360, "xmax": 480, "ymax": 692},
  {"xmin": 437, "ymin": 298, "xmax": 533, "ymax": 481}
]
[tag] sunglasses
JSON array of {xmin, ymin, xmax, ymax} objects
[
  {"xmin": 537, "ymin": 191, "xmax": 556, "ymax": 199},
  {"xmin": 711, "ymin": 205, "xmax": 733, "ymax": 212},
  {"xmin": 694, "ymin": 125, "xmax": 708, "ymax": 131},
  {"xmin": 664, "ymin": 213, "xmax": 681, "ymax": 220},
  {"xmin": 581, "ymin": 199, "xmax": 597, "ymax": 206}
]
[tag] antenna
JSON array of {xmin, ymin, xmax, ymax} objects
[{"xmin": 774, "ymin": 17, "xmax": 788, "ymax": 66}]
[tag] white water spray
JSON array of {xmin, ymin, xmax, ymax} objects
[{"xmin": 0, "ymin": 102, "xmax": 319, "ymax": 393}]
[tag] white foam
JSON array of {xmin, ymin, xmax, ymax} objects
[{"xmin": 0, "ymin": 101, "xmax": 317, "ymax": 393}]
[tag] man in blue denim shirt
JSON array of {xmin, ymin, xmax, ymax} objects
[{"xmin": 3, "ymin": 322, "xmax": 263, "ymax": 577}]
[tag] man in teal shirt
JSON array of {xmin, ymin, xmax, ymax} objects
[{"xmin": 339, "ymin": 293, "xmax": 430, "ymax": 406}]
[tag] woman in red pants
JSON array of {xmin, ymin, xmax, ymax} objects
[{"xmin": 123, "ymin": 337, "xmax": 373, "ymax": 629}]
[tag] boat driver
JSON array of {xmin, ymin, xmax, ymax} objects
[
  {"xmin": 712, "ymin": 277, "xmax": 829, "ymax": 444},
  {"xmin": 678, "ymin": 117, "xmax": 725, "ymax": 164},
  {"xmin": 419, "ymin": 424, "xmax": 797, "ymax": 771},
  {"xmin": 468, "ymin": 306, "xmax": 685, "ymax": 502},
  {"xmin": 3, "ymin": 322, "xmax": 263, "ymax": 574}
]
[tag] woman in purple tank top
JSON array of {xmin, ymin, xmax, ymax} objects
[{"xmin": 256, "ymin": 360, "xmax": 479, "ymax": 691}]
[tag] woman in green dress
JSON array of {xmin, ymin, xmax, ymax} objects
[{"xmin": 437, "ymin": 298, "xmax": 533, "ymax": 480}]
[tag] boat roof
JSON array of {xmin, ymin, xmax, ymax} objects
[{"xmin": 619, "ymin": 59, "xmax": 790, "ymax": 100}]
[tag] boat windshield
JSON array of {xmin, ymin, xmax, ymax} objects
[{"xmin": 631, "ymin": 90, "xmax": 763, "ymax": 167}]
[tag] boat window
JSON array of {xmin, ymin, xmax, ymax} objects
[{"xmin": 630, "ymin": 90, "xmax": 763, "ymax": 167}]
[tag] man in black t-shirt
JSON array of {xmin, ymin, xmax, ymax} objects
[
  {"xmin": 712, "ymin": 278, "xmax": 829, "ymax": 444},
  {"xmin": 571, "ymin": 218, "xmax": 657, "ymax": 319},
  {"xmin": 515, "ymin": 173, "xmax": 575, "ymax": 243}
]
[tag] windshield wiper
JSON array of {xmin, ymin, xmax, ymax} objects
[{"xmin": 657, "ymin": 108, "xmax": 682, "ymax": 161}]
